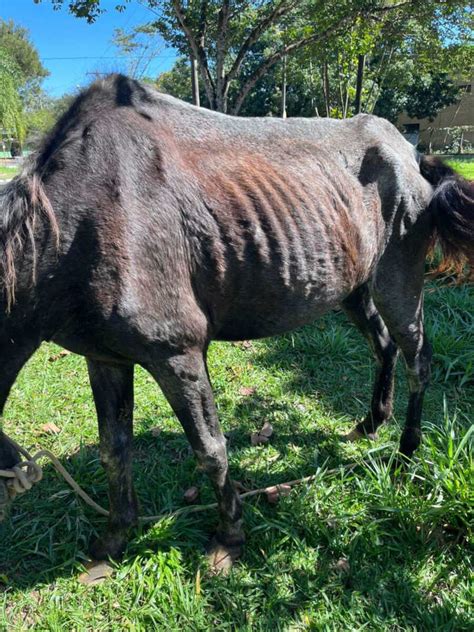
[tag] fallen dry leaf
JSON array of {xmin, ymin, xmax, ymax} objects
[
  {"xmin": 259, "ymin": 421, "xmax": 273, "ymax": 438},
  {"xmin": 266, "ymin": 484, "xmax": 292, "ymax": 504},
  {"xmin": 48, "ymin": 350, "xmax": 71, "ymax": 363},
  {"xmin": 78, "ymin": 561, "xmax": 114, "ymax": 586},
  {"xmin": 239, "ymin": 386, "xmax": 256, "ymax": 397},
  {"xmin": 251, "ymin": 432, "xmax": 268, "ymax": 446},
  {"xmin": 250, "ymin": 421, "xmax": 274, "ymax": 446},
  {"xmin": 183, "ymin": 486, "xmax": 200, "ymax": 504},
  {"xmin": 334, "ymin": 558, "xmax": 351, "ymax": 574},
  {"xmin": 234, "ymin": 340, "xmax": 254, "ymax": 350},
  {"xmin": 41, "ymin": 422, "xmax": 61, "ymax": 435}
]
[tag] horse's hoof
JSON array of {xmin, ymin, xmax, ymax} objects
[
  {"xmin": 206, "ymin": 536, "xmax": 243, "ymax": 575},
  {"xmin": 343, "ymin": 428, "xmax": 378, "ymax": 443},
  {"xmin": 89, "ymin": 533, "xmax": 127, "ymax": 561}
]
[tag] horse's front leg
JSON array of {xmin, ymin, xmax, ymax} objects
[
  {"xmin": 0, "ymin": 337, "xmax": 39, "ymax": 468},
  {"xmin": 149, "ymin": 348, "xmax": 244, "ymax": 572},
  {"xmin": 87, "ymin": 360, "xmax": 138, "ymax": 559}
]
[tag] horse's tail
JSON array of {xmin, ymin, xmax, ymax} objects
[
  {"xmin": 420, "ymin": 155, "xmax": 474, "ymax": 279},
  {"xmin": 0, "ymin": 162, "xmax": 59, "ymax": 311}
]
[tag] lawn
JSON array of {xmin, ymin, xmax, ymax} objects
[
  {"xmin": 0, "ymin": 165, "xmax": 19, "ymax": 180},
  {"xmin": 0, "ymin": 278, "xmax": 472, "ymax": 630},
  {"xmin": 447, "ymin": 159, "xmax": 474, "ymax": 180}
]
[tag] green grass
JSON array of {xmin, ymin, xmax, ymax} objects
[
  {"xmin": 0, "ymin": 281, "xmax": 472, "ymax": 630},
  {"xmin": 447, "ymin": 159, "xmax": 474, "ymax": 180},
  {"xmin": 0, "ymin": 165, "xmax": 18, "ymax": 180}
]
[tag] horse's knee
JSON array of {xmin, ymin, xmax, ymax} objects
[
  {"xmin": 195, "ymin": 437, "xmax": 228, "ymax": 481},
  {"xmin": 379, "ymin": 339, "xmax": 398, "ymax": 366},
  {"xmin": 407, "ymin": 337, "xmax": 432, "ymax": 393}
]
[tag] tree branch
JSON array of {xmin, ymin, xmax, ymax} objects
[
  {"xmin": 215, "ymin": 0, "xmax": 230, "ymax": 110},
  {"xmin": 171, "ymin": 0, "xmax": 215, "ymax": 106},
  {"xmin": 231, "ymin": 16, "xmax": 354, "ymax": 115},
  {"xmin": 226, "ymin": 0, "xmax": 299, "ymax": 85}
]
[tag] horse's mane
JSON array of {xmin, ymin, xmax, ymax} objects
[{"xmin": 0, "ymin": 158, "xmax": 59, "ymax": 311}]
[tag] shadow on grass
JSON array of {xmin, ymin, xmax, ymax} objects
[
  {"xmin": 1, "ymin": 414, "xmax": 347, "ymax": 586},
  {"xmin": 2, "ymin": 427, "xmax": 471, "ymax": 630}
]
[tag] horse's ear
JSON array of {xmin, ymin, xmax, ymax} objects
[{"xmin": 420, "ymin": 155, "xmax": 457, "ymax": 186}]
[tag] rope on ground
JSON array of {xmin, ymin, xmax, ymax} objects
[{"xmin": 0, "ymin": 432, "xmax": 358, "ymax": 524}]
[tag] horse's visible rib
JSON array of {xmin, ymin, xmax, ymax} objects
[
  {"xmin": 236, "ymin": 169, "xmax": 292, "ymax": 286},
  {"xmin": 253, "ymin": 169, "xmax": 308, "ymax": 285}
]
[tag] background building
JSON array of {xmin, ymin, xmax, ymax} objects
[{"xmin": 398, "ymin": 77, "xmax": 473, "ymax": 153}]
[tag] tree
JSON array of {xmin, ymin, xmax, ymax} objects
[
  {"xmin": 39, "ymin": 1, "xmax": 451, "ymax": 114},
  {"xmin": 370, "ymin": 12, "xmax": 472, "ymax": 121},
  {"xmin": 154, "ymin": 55, "xmax": 207, "ymax": 103},
  {"xmin": 0, "ymin": 49, "xmax": 25, "ymax": 143},
  {"xmin": 0, "ymin": 19, "xmax": 50, "ymax": 147},
  {"xmin": 0, "ymin": 20, "xmax": 49, "ymax": 90},
  {"xmin": 24, "ymin": 91, "xmax": 76, "ymax": 143},
  {"xmin": 37, "ymin": 0, "xmax": 472, "ymax": 119}
]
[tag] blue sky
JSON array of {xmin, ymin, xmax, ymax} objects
[{"xmin": 2, "ymin": 0, "xmax": 177, "ymax": 96}]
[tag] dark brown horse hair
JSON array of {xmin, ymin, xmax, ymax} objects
[
  {"xmin": 0, "ymin": 162, "xmax": 59, "ymax": 311},
  {"xmin": 421, "ymin": 155, "xmax": 474, "ymax": 282}
]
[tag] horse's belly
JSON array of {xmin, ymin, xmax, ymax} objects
[{"xmin": 213, "ymin": 271, "xmax": 357, "ymax": 340}]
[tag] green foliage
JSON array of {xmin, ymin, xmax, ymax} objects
[
  {"xmin": 405, "ymin": 75, "xmax": 461, "ymax": 121},
  {"xmin": 34, "ymin": 0, "xmax": 129, "ymax": 24},
  {"xmin": 0, "ymin": 48, "xmax": 25, "ymax": 143},
  {"xmin": 39, "ymin": 1, "xmax": 473, "ymax": 119},
  {"xmin": 0, "ymin": 20, "xmax": 48, "ymax": 85},
  {"xmin": 24, "ymin": 91, "xmax": 76, "ymax": 142},
  {"xmin": 0, "ymin": 19, "xmax": 51, "ymax": 146},
  {"xmin": 448, "ymin": 159, "xmax": 474, "ymax": 180},
  {"xmin": 375, "ymin": 72, "xmax": 462, "ymax": 123}
]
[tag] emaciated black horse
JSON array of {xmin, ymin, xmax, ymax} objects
[{"xmin": 1, "ymin": 75, "xmax": 472, "ymax": 569}]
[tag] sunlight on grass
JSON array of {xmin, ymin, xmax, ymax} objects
[{"xmin": 447, "ymin": 159, "xmax": 474, "ymax": 180}]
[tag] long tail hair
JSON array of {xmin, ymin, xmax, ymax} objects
[
  {"xmin": 420, "ymin": 155, "xmax": 474, "ymax": 280},
  {"xmin": 0, "ymin": 163, "xmax": 59, "ymax": 311}
]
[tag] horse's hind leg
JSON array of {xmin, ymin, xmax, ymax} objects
[
  {"xmin": 343, "ymin": 283, "xmax": 398, "ymax": 439},
  {"xmin": 371, "ymin": 257, "xmax": 432, "ymax": 458},
  {"xmin": 148, "ymin": 347, "xmax": 244, "ymax": 572},
  {"xmin": 87, "ymin": 360, "xmax": 138, "ymax": 559}
]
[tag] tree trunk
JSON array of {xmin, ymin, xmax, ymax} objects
[
  {"xmin": 322, "ymin": 61, "xmax": 330, "ymax": 117},
  {"xmin": 354, "ymin": 54, "xmax": 365, "ymax": 114},
  {"xmin": 281, "ymin": 55, "xmax": 287, "ymax": 119},
  {"xmin": 190, "ymin": 55, "xmax": 200, "ymax": 107},
  {"xmin": 215, "ymin": 88, "xmax": 228, "ymax": 113}
]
